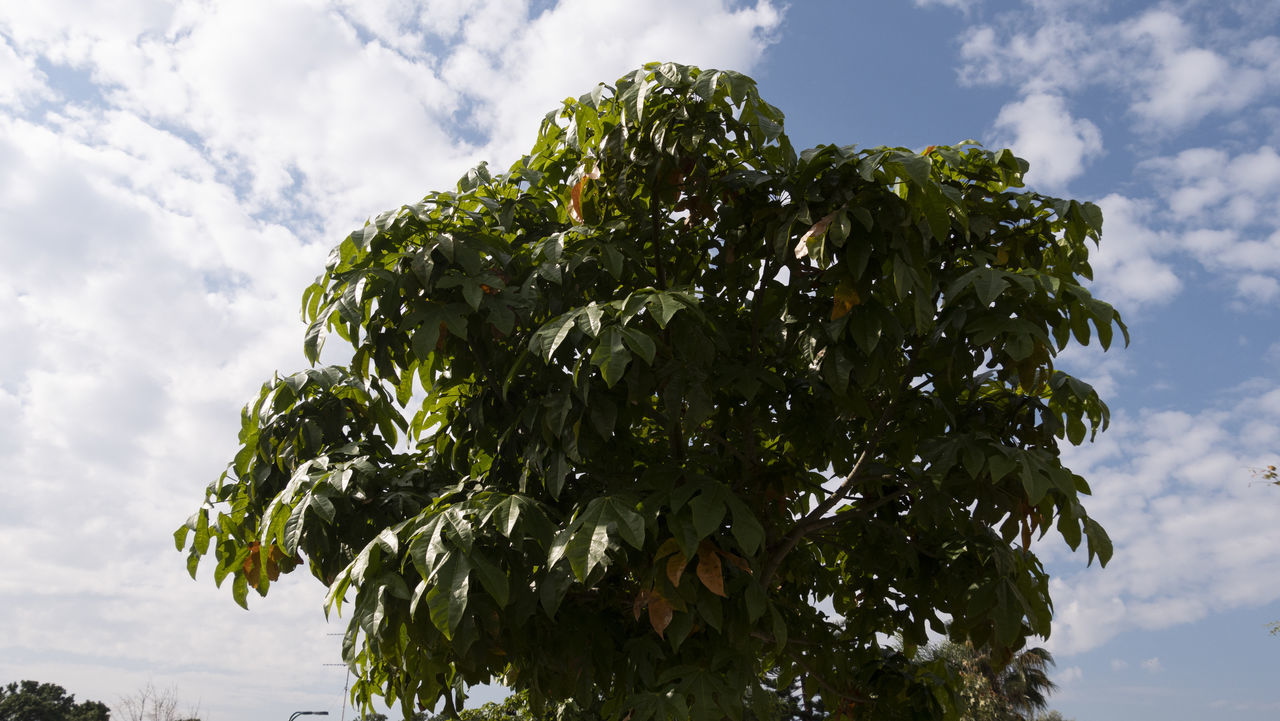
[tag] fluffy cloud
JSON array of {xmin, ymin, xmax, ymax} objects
[
  {"xmin": 0, "ymin": 35, "xmax": 50, "ymax": 108},
  {"xmin": 1149, "ymin": 145, "xmax": 1280, "ymax": 229},
  {"xmin": 0, "ymin": 1, "xmax": 782, "ymax": 718},
  {"xmin": 989, "ymin": 92, "xmax": 1103, "ymax": 191},
  {"xmin": 1142, "ymin": 145, "xmax": 1280, "ymax": 303},
  {"xmin": 1044, "ymin": 383, "xmax": 1280, "ymax": 655},
  {"xmin": 953, "ymin": 5, "xmax": 1280, "ymax": 315},
  {"xmin": 1058, "ymin": 665, "xmax": 1084, "ymax": 683},
  {"xmin": 429, "ymin": 0, "xmax": 782, "ymax": 166},
  {"xmin": 959, "ymin": 7, "xmax": 1280, "ymax": 132},
  {"xmin": 1087, "ymin": 194, "xmax": 1181, "ymax": 309}
]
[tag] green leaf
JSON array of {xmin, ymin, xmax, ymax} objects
[
  {"xmin": 621, "ymin": 327, "xmax": 657, "ymax": 365},
  {"xmin": 471, "ymin": 552, "xmax": 511, "ymax": 607},
  {"xmin": 427, "ymin": 555, "xmax": 472, "ymax": 638},
  {"xmin": 591, "ymin": 326, "xmax": 633, "ymax": 387},
  {"xmin": 534, "ymin": 311, "xmax": 579, "ymax": 361},
  {"xmin": 689, "ymin": 487, "xmax": 727, "ymax": 539},
  {"xmin": 648, "ymin": 292, "xmax": 687, "ymax": 329},
  {"xmin": 581, "ymin": 303, "xmax": 604, "ymax": 337},
  {"xmin": 606, "ymin": 497, "xmax": 646, "ymax": 549},
  {"xmin": 972, "ymin": 269, "xmax": 1008, "ymax": 306},
  {"xmin": 1019, "ymin": 456, "xmax": 1052, "ymax": 504},
  {"xmin": 988, "ymin": 450, "xmax": 1017, "ymax": 482},
  {"xmin": 282, "ymin": 499, "xmax": 307, "ymax": 554},
  {"xmin": 1084, "ymin": 517, "xmax": 1113, "ymax": 566},
  {"xmin": 726, "ymin": 496, "xmax": 765, "ymax": 555},
  {"xmin": 488, "ymin": 495, "xmax": 523, "ymax": 537},
  {"xmin": 565, "ymin": 499, "xmax": 612, "ymax": 581},
  {"xmin": 895, "ymin": 154, "xmax": 933, "ymax": 188},
  {"xmin": 231, "ymin": 576, "xmax": 248, "ymax": 609},
  {"xmin": 459, "ymin": 280, "xmax": 481, "ymax": 310}
]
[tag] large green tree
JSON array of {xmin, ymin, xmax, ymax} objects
[
  {"xmin": 178, "ymin": 63, "xmax": 1122, "ymax": 720},
  {"xmin": 0, "ymin": 681, "xmax": 111, "ymax": 721}
]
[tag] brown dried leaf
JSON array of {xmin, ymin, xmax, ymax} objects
[
  {"xmin": 244, "ymin": 542, "xmax": 261, "ymax": 589},
  {"xmin": 794, "ymin": 211, "xmax": 838, "ymax": 260},
  {"xmin": 568, "ymin": 166, "xmax": 601, "ymax": 225},
  {"xmin": 648, "ymin": 595, "xmax": 674, "ymax": 637},
  {"xmin": 666, "ymin": 552, "xmax": 687, "ymax": 587},
  {"xmin": 696, "ymin": 547, "xmax": 726, "ymax": 597}
]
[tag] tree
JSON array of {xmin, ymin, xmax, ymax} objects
[
  {"xmin": 115, "ymin": 683, "xmax": 198, "ymax": 721},
  {"xmin": 925, "ymin": 642, "xmax": 1058, "ymax": 720},
  {"xmin": 177, "ymin": 62, "xmax": 1123, "ymax": 720},
  {"xmin": 0, "ymin": 680, "xmax": 111, "ymax": 721},
  {"xmin": 995, "ymin": 647, "xmax": 1057, "ymax": 719}
]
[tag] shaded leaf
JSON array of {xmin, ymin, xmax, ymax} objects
[{"xmin": 696, "ymin": 545, "xmax": 726, "ymax": 597}]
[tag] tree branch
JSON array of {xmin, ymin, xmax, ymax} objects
[
  {"xmin": 800, "ymin": 488, "xmax": 908, "ymax": 536},
  {"xmin": 761, "ymin": 366, "xmax": 916, "ymax": 586}
]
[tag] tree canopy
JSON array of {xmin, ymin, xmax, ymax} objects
[
  {"xmin": 177, "ymin": 62, "xmax": 1123, "ymax": 720},
  {"xmin": 0, "ymin": 681, "xmax": 111, "ymax": 721}
]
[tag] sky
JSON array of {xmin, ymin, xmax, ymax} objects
[{"xmin": 1, "ymin": 1, "xmax": 1278, "ymax": 720}]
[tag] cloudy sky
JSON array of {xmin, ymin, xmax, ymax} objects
[{"xmin": 2, "ymin": 1, "xmax": 1279, "ymax": 720}]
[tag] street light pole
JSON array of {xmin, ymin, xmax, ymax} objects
[{"xmin": 289, "ymin": 712, "xmax": 330, "ymax": 721}]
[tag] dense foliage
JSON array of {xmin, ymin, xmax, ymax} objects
[
  {"xmin": 178, "ymin": 62, "xmax": 1123, "ymax": 720},
  {"xmin": 0, "ymin": 681, "xmax": 110, "ymax": 721}
]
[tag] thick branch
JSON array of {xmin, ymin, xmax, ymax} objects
[
  {"xmin": 800, "ymin": 487, "xmax": 908, "ymax": 536},
  {"xmin": 760, "ymin": 367, "xmax": 916, "ymax": 586}
]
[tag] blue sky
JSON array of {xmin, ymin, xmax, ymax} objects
[{"xmin": 1, "ymin": 1, "xmax": 1278, "ymax": 720}]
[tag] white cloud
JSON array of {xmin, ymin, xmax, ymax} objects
[
  {"xmin": 1149, "ymin": 145, "xmax": 1280, "ymax": 229},
  {"xmin": 1045, "ymin": 384, "xmax": 1280, "ymax": 655},
  {"xmin": 1058, "ymin": 665, "xmax": 1084, "ymax": 683},
  {"xmin": 1131, "ymin": 145, "xmax": 1280, "ymax": 306},
  {"xmin": 0, "ymin": 2, "xmax": 785, "ymax": 719},
  {"xmin": 434, "ymin": 0, "xmax": 783, "ymax": 168},
  {"xmin": 1110, "ymin": 658, "xmax": 1129, "ymax": 670},
  {"xmin": 1141, "ymin": 656, "xmax": 1163, "ymax": 673},
  {"xmin": 0, "ymin": 34, "xmax": 50, "ymax": 108},
  {"xmin": 1237, "ymin": 274, "xmax": 1280, "ymax": 303},
  {"xmin": 959, "ymin": 19, "xmax": 1103, "ymax": 93},
  {"xmin": 3, "ymin": 0, "xmax": 781, "ymax": 234},
  {"xmin": 1088, "ymin": 194, "xmax": 1181, "ymax": 309},
  {"xmin": 989, "ymin": 92, "xmax": 1103, "ymax": 190},
  {"xmin": 958, "ymin": 7, "xmax": 1280, "ymax": 132}
]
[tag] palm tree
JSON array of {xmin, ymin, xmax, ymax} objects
[
  {"xmin": 924, "ymin": 641, "xmax": 1059, "ymax": 720},
  {"xmin": 994, "ymin": 646, "xmax": 1058, "ymax": 719}
]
